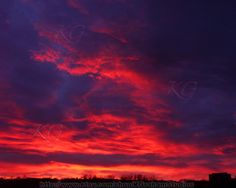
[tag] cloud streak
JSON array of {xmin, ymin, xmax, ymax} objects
[{"xmin": 0, "ymin": 0, "xmax": 235, "ymax": 180}]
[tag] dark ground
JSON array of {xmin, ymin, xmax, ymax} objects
[{"xmin": 0, "ymin": 177, "xmax": 235, "ymax": 188}]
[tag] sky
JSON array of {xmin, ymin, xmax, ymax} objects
[{"xmin": 0, "ymin": 0, "xmax": 236, "ymax": 180}]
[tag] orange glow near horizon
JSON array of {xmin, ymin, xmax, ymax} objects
[{"xmin": 0, "ymin": 0, "xmax": 236, "ymax": 181}]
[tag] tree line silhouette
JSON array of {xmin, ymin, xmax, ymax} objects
[{"xmin": 0, "ymin": 173, "xmax": 235, "ymax": 188}]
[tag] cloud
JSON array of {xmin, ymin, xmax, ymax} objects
[{"xmin": 0, "ymin": 0, "xmax": 235, "ymax": 180}]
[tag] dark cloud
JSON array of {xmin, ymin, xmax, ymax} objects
[{"xmin": 0, "ymin": 0, "xmax": 235, "ymax": 179}]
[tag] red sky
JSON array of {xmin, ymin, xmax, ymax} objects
[{"xmin": 0, "ymin": 0, "xmax": 236, "ymax": 180}]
